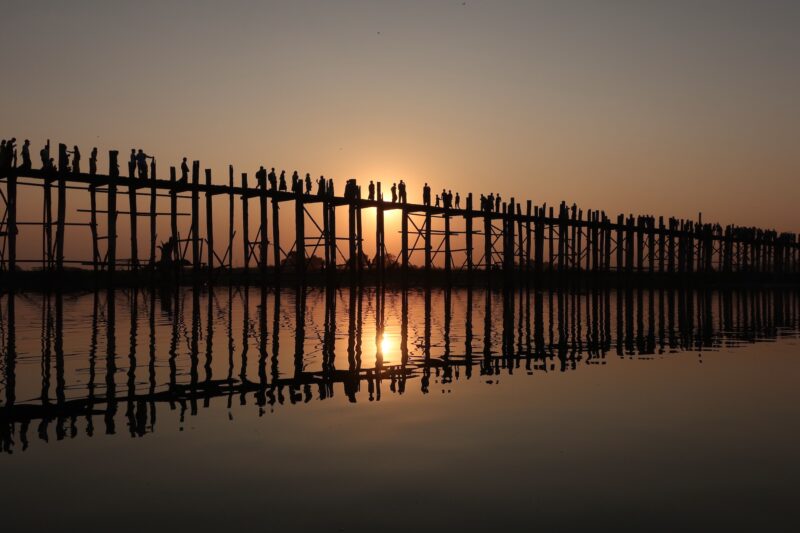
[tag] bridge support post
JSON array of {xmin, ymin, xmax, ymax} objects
[
  {"xmin": 128, "ymin": 158, "xmax": 139, "ymax": 272},
  {"xmin": 241, "ymin": 173, "xmax": 249, "ymax": 275},
  {"xmin": 56, "ymin": 144, "xmax": 68, "ymax": 273},
  {"xmin": 108, "ymin": 150, "xmax": 119, "ymax": 279},
  {"xmin": 295, "ymin": 185, "xmax": 305, "ymax": 280},
  {"xmin": 191, "ymin": 161, "xmax": 200, "ymax": 274},
  {"xmin": 205, "ymin": 169, "xmax": 214, "ymax": 280},
  {"xmin": 259, "ymin": 172, "xmax": 268, "ymax": 281},
  {"xmin": 401, "ymin": 205, "xmax": 408, "ymax": 283},
  {"xmin": 170, "ymin": 167, "xmax": 178, "ymax": 278},
  {"xmin": 465, "ymin": 194, "xmax": 473, "ymax": 278}
]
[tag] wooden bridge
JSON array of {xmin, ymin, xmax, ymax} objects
[{"xmin": 1, "ymin": 141, "xmax": 799, "ymax": 285}]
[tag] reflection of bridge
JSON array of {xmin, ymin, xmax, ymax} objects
[
  {"xmin": 1, "ymin": 141, "xmax": 799, "ymax": 285},
  {"xmin": 1, "ymin": 286, "xmax": 798, "ymax": 453}
]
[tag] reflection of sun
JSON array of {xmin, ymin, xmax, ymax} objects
[{"xmin": 379, "ymin": 335, "xmax": 394, "ymax": 356}]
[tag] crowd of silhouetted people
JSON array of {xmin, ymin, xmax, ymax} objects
[{"xmin": 1, "ymin": 137, "xmax": 489, "ymax": 211}]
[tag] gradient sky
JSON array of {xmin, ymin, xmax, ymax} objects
[{"xmin": 2, "ymin": 0, "xmax": 799, "ymax": 264}]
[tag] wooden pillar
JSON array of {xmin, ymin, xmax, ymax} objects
[
  {"xmin": 658, "ymin": 217, "xmax": 665, "ymax": 273},
  {"xmin": 43, "ymin": 162, "xmax": 53, "ymax": 270},
  {"xmin": 534, "ymin": 206, "xmax": 544, "ymax": 276},
  {"xmin": 348, "ymin": 203, "xmax": 357, "ymax": 277},
  {"xmin": 376, "ymin": 183, "xmax": 384, "ymax": 282},
  {"xmin": 56, "ymin": 144, "xmax": 68, "ymax": 272},
  {"xmin": 484, "ymin": 211, "xmax": 492, "ymax": 274},
  {"xmin": 107, "ymin": 151, "xmax": 119, "ymax": 277},
  {"xmin": 557, "ymin": 203, "xmax": 566, "ymax": 272},
  {"xmin": 425, "ymin": 203, "xmax": 432, "ymax": 277},
  {"xmin": 466, "ymin": 194, "xmax": 474, "ymax": 276},
  {"xmin": 401, "ymin": 205, "xmax": 409, "ymax": 282},
  {"xmin": 517, "ymin": 203, "xmax": 524, "ymax": 275},
  {"xmin": 444, "ymin": 207, "xmax": 451, "ymax": 279},
  {"xmin": 169, "ymin": 167, "xmax": 178, "ymax": 270},
  {"xmin": 7, "ymin": 166, "xmax": 17, "ymax": 273},
  {"xmin": 525, "ymin": 201, "xmax": 532, "ymax": 278},
  {"xmin": 327, "ymin": 184, "xmax": 337, "ymax": 280},
  {"xmin": 149, "ymin": 160, "xmax": 157, "ymax": 267},
  {"xmin": 89, "ymin": 182, "xmax": 99, "ymax": 272},
  {"xmin": 636, "ymin": 216, "xmax": 644, "ymax": 272},
  {"xmin": 259, "ymin": 170, "xmax": 268, "ymax": 279},
  {"xmin": 548, "ymin": 207, "xmax": 555, "ymax": 269},
  {"xmin": 205, "ymin": 169, "xmax": 214, "ymax": 277},
  {"xmin": 295, "ymin": 182, "xmax": 305, "ymax": 279},
  {"xmin": 616, "ymin": 214, "xmax": 624, "ymax": 272},
  {"xmin": 191, "ymin": 161, "xmax": 200, "ymax": 272},
  {"xmin": 576, "ymin": 209, "xmax": 583, "ymax": 271},
  {"xmin": 272, "ymin": 195, "xmax": 281, "ymax": 281},
  {"xmin": 356, "ymin": 203, "xmax": 363, "ymax": 281},
  {"xmin": 228, "ymin": 166, "xmax": 234, "ymax": 272},
  {"xmin": 241, "ymin": 173, "xmax": 250, "ymax": 274},
  {"xmin": 127, "ymin": 156, "xmax": 139, "ymax": 271}
]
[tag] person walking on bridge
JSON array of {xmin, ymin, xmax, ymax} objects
[
  {"xmin": 256, "ymin": 166, "xmax": 267, "ymax": 188},
  {"xmin": 136, "ymin": 149, "xmax": 153, "ymax": 179},
  {"xmin": 391, "ymin": 183, "xmax": 398, "ymax": 203},
  {"xmin": 89, "ymin": 147, "xmax": 98, "ymax": 176},
  {"xmin": 317, "ymin": 175, "xmax": 326, "ymax": 196},
  {"xmin": 179, "ymin": 157, "xmax": 189, "ymax": 183},
  {"xmin": 455, "ymin": 192, "xmax": 460, "ymax": 210},
  {"xmin": 279, "ymin": 170, "xmax": 287, "ymax": 191},
  {"xmin": 268, "ymin": 168, "xmax": 277, "ymax": 190},
  {"xmin": 495, "ymin": 193, "xmax": 501, "ymax": 212},
  {"xmin": 368, "ymin": 180, "xmax": 375, "ymax": 201},
  {"xmin": 305, "ymin": 173, "xmax": 312, "ymax": 195},
  {"xmin": 398, "ymin": 179, "xmax": 407, "ymax": 203},
  {"xmin": 39, "ymin": 144, "xmax": 50, "ymax": 170},
  {"xmin": 20, "ymin": 140, "xmax": 31, "ymax": 170},
  {"xmin": 69, "ymin": 146, "xmax": 81, "ymax": 175},
  {"xmin": 423, "ymin": 183, "xmax": 431, "ymax": 206}
]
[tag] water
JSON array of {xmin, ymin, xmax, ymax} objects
[{"xmin": 1, "ymin": 286, "xmax": 799, "ymax": 532}]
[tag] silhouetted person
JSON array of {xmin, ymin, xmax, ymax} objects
[
  {"xmin": 20, "ymin": 139, "xmax": 31, "ymax": 170},
  {"xmin": 279, "ymin": 170, "xmax": 287, "ymax": 191},
  {"xmin": 179, "ymin": 157, "xmax": 189, "ymax": 183},
  {"xmin": 5, "ymin": 138, "xmax": 16, "ymax": 167},
  {"xmin": 391, "ymin": 182, "xmax": 397, "ymax": 203},
  {"xmin": 487, "ymin": 193, "xmax": 494, "ymax": 212},
  {"xmin": 368, "ymin": 180, "xmax": 375, "ymax": 201},
  {"xmin": 136, "ymin": 149, "xmax": 152, "ymax": 179},
  {"xmin": 130, "ymin": 149, "xmax": 136, "ymax": 173},
  {"xmin": 317, "ymin": 175, "xmax": 326, "ymax": 196},
  {"xmin": 0, "ymin": 140, "xmax": 6, "ymax": 168},
  {"xmin": 305, "ymin": 173, "xmax": 312, "ymax": 194},
  {"xmin": 70, "ymin": 145, "xmax": 81, "ymax": 174},
  {"xmin": 435, "ymin": 194, "xmax": 440, "ymax": 207},
  {"xmin": 89, "ymin": 147, "xmax": 98, "ymax": 175},
  {"xmin": 268, "ymin": 167, "xmax": 277, "ymax": 190},
  {"xmin": 495, "ymin": 194, "xmax": 501, "ymax": 212},
  {"xmin": 256, "ymin": 165, "xmax": 267, "ymax": 188},
  {"xmin": 423, "ymin": 183, "xmax": 431, "ymax": 206},
  {"xmin": 291, "ymin": 170, "xmax": 300, "ymax": 193},
  {"xmin": 39, "ymin": 143, "xmax": 50, "ymax": 170},
  {"xmin": 455, "ymin": 192, "xmax": 460, "ymax": 209},
  {"xmin": 398, "ymin": 179, "xmax": 406, "ymax": 203}
]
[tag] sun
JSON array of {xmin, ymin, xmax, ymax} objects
[{"xmin": 379, "ymin": 334, "xmax": 394, "ymax": 357}]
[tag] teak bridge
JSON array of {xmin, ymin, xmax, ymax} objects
[{"xmin": 1, "ymin": 141, "xmax": 799, "ymax": 286}]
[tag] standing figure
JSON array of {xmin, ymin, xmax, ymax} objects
[
  {"xmin": 435, "ymin": 195, "xmax": 440, "ymax": 208},
  {"xmin": 391, "ymin": 183, "xmax": 397, "ymax": 203},
  {"xmin": 180, "ymin": 157, "xmax": 189, "ymax": 183},
  {"xmin": 398, "ymin": 180, "xmax": 406, "ymax": 203},
  {"xmin": 305, "ymin": 173, "xmax": 312, "ymax": 194},
  {"xmin": 317, "ymin": 175, "xmax": 326, "ymax": 196},
  {"xmin": 368, "ymin": 180, "xmax": 375, "ymax": 201},
  {"xmin": 136, "ymin": 149, "xmax": 152, "ymax": 179},
  {"xmin": 268, "ymin": 168, "xmax": 277, "ymax": 190},
  {"xmin": 70, "ymin": 146, "xmax": 81, "ymax": 174},
  {"xmin": 291, "ymin": 170, "xmax": 300, "ymax": 193},
  {"xmin": 256, "ymin": 166, "xmax": 267, "ymax": 188},
  {"xmin": 487, "ymin": 193, "xmax": 494, "ymax": 213},
  {"xmin": 422, "ymin": 183, "xmax": 430, "ymax": 206},
  {"xmin": 89, "ymin": 147, "xmax": 98, "ymax": 175},
  {"xmin": 20, "ymin": 140, "xmax": 32, "ymax": 170},
  {"xmin": 279, "ymin": 170, "xmax": 287, "ymax": 191},
  {"xmin": 455, "ymin": 192, "xmax": 460, "ymax": 209},
  {"xmin": 495, "ymin": 194, "xmax": 501, "ymax": 212},
  {"xmin": 40, "ymin": 144, "xmax": 50, "ymax": 170}
]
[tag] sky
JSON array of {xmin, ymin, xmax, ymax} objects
[{"xmin": 2, "ymin": 0, "xmax": 799, "ymax": 265}]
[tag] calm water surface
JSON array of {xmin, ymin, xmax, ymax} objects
[{"xmin": 1, "ymin": 287, "xmax": 799, "ymax": 532}]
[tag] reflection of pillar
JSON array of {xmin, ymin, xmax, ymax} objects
[
  {"xmin": 4, "ymin": 293, "xmax": 16, "ymax": 407},
  {"xmin": 294, "ymin": 287, "xmax": 306, "ymax": 379},
  {"xmin": 105, "ymin": 290, "xmax": 117, "ymax": 435}
]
